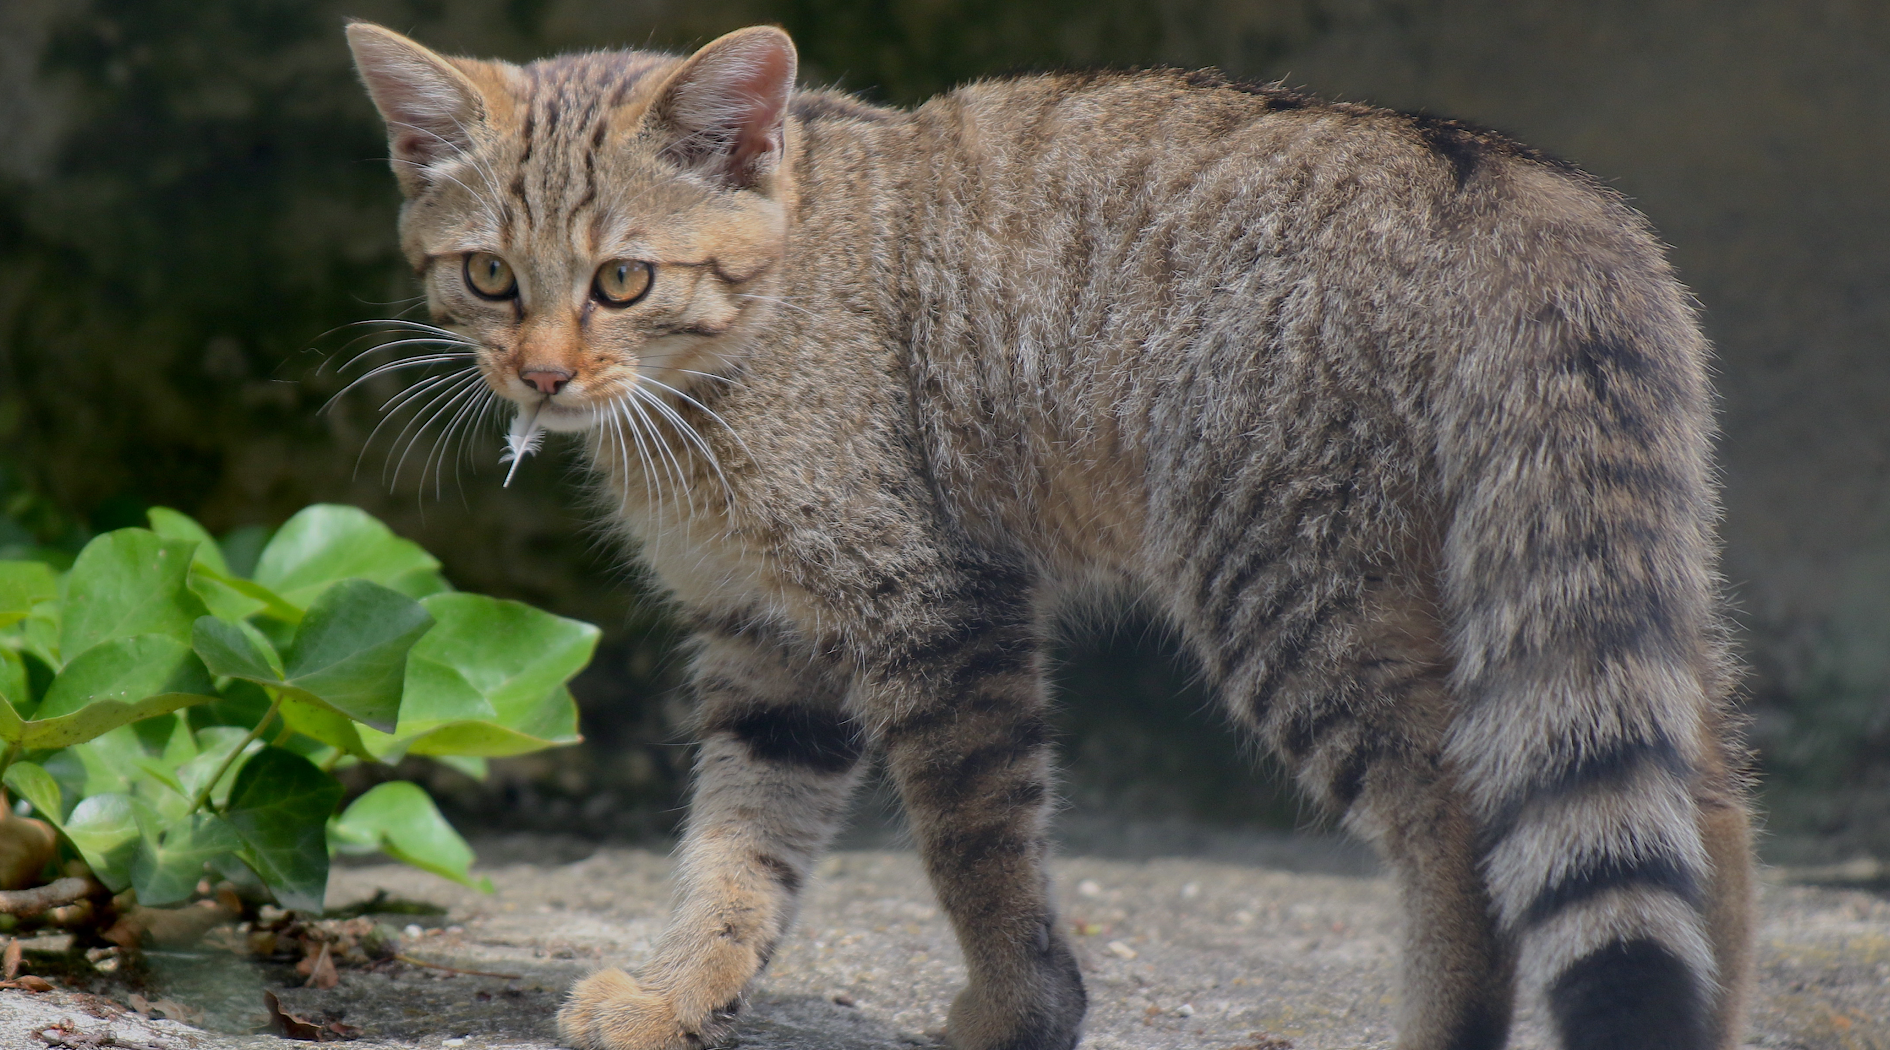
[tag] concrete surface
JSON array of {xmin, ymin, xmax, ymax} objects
[{"xmin": 1, "ymin": 835, "xmax": 1885, "ymax": 1049}]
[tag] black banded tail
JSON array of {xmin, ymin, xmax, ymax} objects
[{"xmin": 1435, "ymin": 263, "xmax": 1723, "ymax": 1049}]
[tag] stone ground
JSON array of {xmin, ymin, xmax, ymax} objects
[{"xmin": 1, "ymin": 833, "xmax": 1886, "ymax": 1050}]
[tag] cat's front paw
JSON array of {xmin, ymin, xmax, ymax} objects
[{"xmin": 559, "ymin": 969, "xmax": 729, "ymax": 1050}]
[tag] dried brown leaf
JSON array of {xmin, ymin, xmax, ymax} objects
[{"xmin": 262, "ymin": 990, "xmax": 340, "ymax": 1041}]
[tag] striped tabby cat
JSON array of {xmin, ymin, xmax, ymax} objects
[{"xmin": 346, "ymin": 21, "xmax": 1755, "ymax": 1050}]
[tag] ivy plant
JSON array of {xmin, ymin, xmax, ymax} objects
[{"xmin": 0, "ymin": 505, "xmax": 595, "ymax": 912}]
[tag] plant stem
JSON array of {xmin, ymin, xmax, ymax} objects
[
  {"xmin": 188, "ymin": 690, "xmax": 283, "ymax": 816},
  {"xmin": 0, "ymin": 876, "xmax": 94, "ymax": 916}
]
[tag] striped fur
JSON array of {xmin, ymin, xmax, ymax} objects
[{"xmin": 348, "ymin": 23, "xmax": 1756, "ymax": 1050}]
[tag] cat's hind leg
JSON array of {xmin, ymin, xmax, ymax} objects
[
  {"xmin": 1348, "ymin": 750, "xmax": 1516, "ymax": 1050},
  {"xmin": 1182, "ymin": 534, "xmax": 1514, "ymax": 1050},
  {"xmin": 1690, "ymin": 705, "xmax": 1756, "ymax": 1050},
  {"xmin": 868, "ymin": 580, "xmax": 1086, "ymax": 1050},
  {"xmin": 559, "ymin": 619, "xmax": 865, "ymax": 1050},
  {"xmin": 1264, "ymin": 664, "xmax": 1517, "ymax": 1048}
]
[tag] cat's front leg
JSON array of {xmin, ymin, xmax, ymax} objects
[
  {"xmin": 560, "ymin": 622, "xmax": 863, "ymax": 1050},
  {"xmin": 868, "ymin": 591, "xmax": 1087, "ymax": 1050}
]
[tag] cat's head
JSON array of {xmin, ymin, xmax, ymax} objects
[{"xmin": 346, "ymin": 22, "xmax": 796, "ymax": 434}]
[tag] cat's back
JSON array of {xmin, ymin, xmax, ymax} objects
[
  {"xmin": 869, "ymin": 68, "xmax": 1692, "ymax": 574},
  {"xmin": 882, "ymin": 67, "xmax": 1651, "ymax": 363},
  {"xmin": 892, "ymin": 69, "xmax": 1607, "ymax": 237}
]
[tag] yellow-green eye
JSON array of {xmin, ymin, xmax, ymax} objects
[
  {"xmin": 464, "ymin": 252, "xmax": 516, "ymax": 299},
  {"xmin": 593, "ymin": 259, "xmax": 653, "ymax": 305}
]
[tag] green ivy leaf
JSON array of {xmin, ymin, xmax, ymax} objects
[
  {"xmin": 71, "ymin": 726, "xmax": 146, "ymax": 799},
  {"xmin": 193, "ymin": 617, "xmax": 284, "ymax": 683},
  {"xmin": 0, "ymin": 561, "xmax": 58, "ymax": 630},
  {"xmin": 60, "ymin": 530, "xmax": 209, "ymax": 658},
  {"xmin": 37, "ymin": 635, "xmax": 214, "ymax": 719},
  {"xmin": 191, "ymin": 564, "xmax": 300, "ymax": 623},
  {"xmin": 279, "ymin": 580, "xmax": 433, "ymax": 733},
  {"xmin": 131, "ymin": 812, "xmax": 241, "ymax": 907},
  {"xmin": 188, "ymin": 678, "xmax": 274, "ymax": 732},
  {"xmin": 277, "ymin": 695, "xmax": 372, "ymax": 760},
  {"xmin": 17, "ymin": 603, "xmax": 61, "ymax": 671},
  {"xmin": 0, "ymin": 648, "xmax": 26, "ymax": 717},
  {"xmin": 251, "ymin": 505, "xmax": 445, "ymax": 609},
  {"xmin": 403, "ymin": 686, "xmax": 581, "ymax": 757},
  {"xmin": 188, "ymin": 571, "xmax": 268, "ymax": 623},
  {"xmin": 146, "ymin": 508, "xmax": 229, "ymax": 575},
  {"xmin": 195, "ymin": 583, "xmax": 433, "ymax": 735},
  {"xmin": 222, "ymin": 747, "xmax": 342, "ymax": 913},
  {"xmin": 11, "ymin": 635, "xmax": 216, "ymax": 749},
  {"xmin": 0, "ymin": 697, "xmax": 20, "ymax": 749},
  {"xmin": 428, "ymin": 755, "xmax": 487, "ymax": 782},
  {"xmin": 389, "ymin": 594, "xmax": 593, "ymax": 756},
  {"xmin": 404, "ymin": 594, "xmax": 597, "ymax": 725},
  {"xmin": 64, "ymin": 792, "xmax": 147, "ymax": 891},
  {"xmin": 3, "ymin": 761, "xmax": 65, "ymax": 824},
  {"xmin": 330, "ymin": 781, "xmax": 491, "ymax": 892}
]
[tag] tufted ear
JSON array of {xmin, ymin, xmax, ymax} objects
[
  {"xmin": 346, "ymin": 22, "xmax": 488, "ymax": 196},
  {"xmin": 647, "ymin": 26, "xmax": 797, "ymax": 191}
]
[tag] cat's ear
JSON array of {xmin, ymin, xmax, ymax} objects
[
  {"xmin": 346, "ymin": 22, "xmax": 488, "ymax": 195},
  {"xmin": 647, "ymin": 27, "xmax": 797, "ymax": 191}
]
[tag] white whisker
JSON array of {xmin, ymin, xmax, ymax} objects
[
  {"xmin": 358, "ymin": 369, "xmax": 477, "ymax": 452},
  {"xmin": 389, "ymin": 371, "xmax": 488, "ymax": 489},
  {"xmin": 613, "ymin": 402, "xmax": 667, "ymax": 558},
  {"xmin": 624, "ymin": 389, "xmax": 692, "ymax": 519},
  {"xmin": 373, "ymin": 366, "xmax": 479, "ymax": 415},
  {"xmin": 351, "ymin": 369, "xmax": 479, "ymax": 483},
  {"xmin": 426, "ymin": 382, "xmax": 495, "ymax": 499},
  {"xmin": 636, "ymin": 374, "xmax": 754, "ymax": 460},
  {"xmin": 632, "ymin": 383, "xmax": 733, "ymax": 507},
  {"xmin": 608, "ymin": 410, "xmax": 657, "ymax": 549},
  {"xmin": 323, "ymin": 352, "xmax": 479, "ymax": 411}
]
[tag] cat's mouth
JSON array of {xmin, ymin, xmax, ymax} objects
[{"xmin": 527, "ymin": 396, "xmax": 599, "ymax": 433}]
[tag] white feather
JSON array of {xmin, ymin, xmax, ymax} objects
[{"xmin": 500, "ymin": 402, "xmax": 546, "ymax": 487}]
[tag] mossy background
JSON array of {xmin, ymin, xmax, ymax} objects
[{"xmin": 4, "ymin": 0, "xmax": 1887, "ymax": 860}]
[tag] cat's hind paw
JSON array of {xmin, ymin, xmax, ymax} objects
[{"xmin": 559, "ymin": 969, "xmax": 725, "ymax": 1050}]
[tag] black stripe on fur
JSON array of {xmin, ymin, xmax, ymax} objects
[
  {"xmin": 1480, "ymin": 736, "xmax": 1692, "ymax": 855},
  {"xmin": 1522, "ymin": 852, "xmax": 1702, "ymax": 929},
  {"xmin": 1446, "ymin": 994, "xmax": 1512, "ymax": 1050},
  {"xmin": 1548, "ymin": 939, "xmax": 1710, "ymax": 1050},
  {"xmin": 717, "ymin": 705, "xmax": 864, "ymax": 774}
]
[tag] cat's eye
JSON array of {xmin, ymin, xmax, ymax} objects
[
  {"xmin": 464, "ymin": 252, "xmax": 517, "ymax": 299},
  {"xmin": 593, "ymin": 260, "xmax": 654, "ymax": 306}
]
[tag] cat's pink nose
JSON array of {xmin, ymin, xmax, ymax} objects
[{"xmin": 520, "ymin": 367, "xmax": 573, "ymax": 395}]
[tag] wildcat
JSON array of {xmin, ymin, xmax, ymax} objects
[{"xmin": 345, "ymin": 21, "xmax": 1755, "ymax": 1050}]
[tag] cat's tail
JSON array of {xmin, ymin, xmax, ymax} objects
[{"xmin": 1432, "ymin": 209, "xmax": 1743, "ymax": 1050}]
